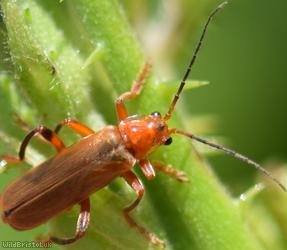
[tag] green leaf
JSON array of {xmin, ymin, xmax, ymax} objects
[{"xmin": 160, "ymin": 79, "xmax": 209, "ymax": 96}]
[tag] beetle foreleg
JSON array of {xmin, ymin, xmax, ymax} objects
[
  {"xmin": 139, "ymin": 159, "xmax": 156, "ymax": 180},
  {"xmin": 1, "ymin": 126, "xmax": 65, "ymax": 165},
  {"xmin": 122, "ymin": 171, "xmax": 164, "ymax": 246},
  {"xmin": 54, "ymin": 119, "xmax": 95, "ymax": 137},
  {"xmin": 152, "ymin": 161, "xmax": 189, "ymax": 182},
  {"xmin": 116, "ymin": 63, "xmax": 151, "ymax": 121},
  {"xmin": 49, "ymin": 198, "xmax": 90, "ymax": 245}
]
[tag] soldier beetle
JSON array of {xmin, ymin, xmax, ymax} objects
[{"xmin": 0, "ymin": 1, "xmax": 285, "ymax": 247}]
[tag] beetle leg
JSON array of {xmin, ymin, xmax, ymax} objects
[
  {"xmin": 139, "ymin": 159, "xmax": 156, "ymax": 181},
  {"xmin": 152, "ymin": 161, "xmax": 189, "ymax": 182},
  {"xmin": 48, "ymin": 198, "xmax": 90, "ymax": 245},
  {"xmin": 0, "ymin": 155, "xmax": 22, "ymax": 164},
  {"xmin": 1, "ymin": 126, "xmax": 65, "ymax": 164},
  {"xmin": 122, "ymin": 171, "xmax": 164, "ymax": 246},
  {"xmin": 116, "ymin": 63, "xmax": 151, "ymax": 121},
  {"xmin": 54, "ymin": 118, "xmax": 94, "ymax": 137}
]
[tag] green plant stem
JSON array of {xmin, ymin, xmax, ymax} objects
[{"xmin": 70, "ymin": 1, "xmax": 262, "ymax": 249}]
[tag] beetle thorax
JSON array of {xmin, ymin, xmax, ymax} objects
[{"xmin": 118, "ymin": 115, "xmax": 170, "ymax": 159}]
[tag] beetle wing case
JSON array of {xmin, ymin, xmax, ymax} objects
[{"xmin": 2, "ymin": 126, "xmax": 135, "ymax": 230}]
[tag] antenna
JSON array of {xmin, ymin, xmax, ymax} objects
[
  {"xmin": 171, "ymin": 129, "xmax": 287, "ymax": 192},
  {"xmin": 164, "ymin": 1, "xmax": 228, "ymax": 121}
]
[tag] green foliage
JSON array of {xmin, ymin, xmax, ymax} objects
[{"xmin": 0, "ymin": 1, "xmax": 286, "ymax": 250}]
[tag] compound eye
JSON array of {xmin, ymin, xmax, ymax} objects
[
  {"xmin": 151, "ymin": 111, "xmax": 161, "ymax": 117},
  {"xmin": 164, "ymin": 137, "xmax": 173, "ymax": 145}
]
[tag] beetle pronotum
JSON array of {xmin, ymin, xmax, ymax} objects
[{"xmin": 0, "ymin": 1, "xmax": 285, "ymax": 247}]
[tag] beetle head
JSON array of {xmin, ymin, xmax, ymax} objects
[{"xmin": 119, "ymin": 112, "xmax": 172, "ymax": 159}]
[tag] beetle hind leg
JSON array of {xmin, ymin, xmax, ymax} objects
[
  {"xmin": 40, "ymin": 199, "xmax": 90, "ymax": 245},
  {"xmin": 1, "ymin": 126, "xmax": 65, "ymax": 168},
  {"xmin": 122, "ymin": 171, "xmax": 165, "ymax": 246}
]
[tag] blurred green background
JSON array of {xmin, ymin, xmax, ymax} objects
[{"xmin": 0, "ymin": 0, "xmax": 286, "ymax": 249}]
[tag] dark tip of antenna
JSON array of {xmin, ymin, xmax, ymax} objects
[
  {"xmin": 219, "ymin": 1, "xmax": 228, "ymax": 9},
  {"xmin": 277, "ymin": 182, "xmax": 287, "ymax": 192}
]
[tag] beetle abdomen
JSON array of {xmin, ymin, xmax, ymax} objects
[{"xmin": 1, "ymin": 126, "xmax": 135, "ymax": 230}]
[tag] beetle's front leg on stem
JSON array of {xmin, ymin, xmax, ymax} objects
[
  {"xmin": 139, "ymin": 159, "xmax": 156, "ymax": 180},
  {"xmin": 152, "ymin": 161, "xmax": 189, "ymax": 182},
  {"xmin": 122, "ymin": 170, "xmax": 165, "ymax": 246},
  {"xmin": 116, "ymin": 63, "xmax": 151, "ymax": 121}
]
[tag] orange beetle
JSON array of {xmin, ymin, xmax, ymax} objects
[{"xmin": 0, "ymin": 2, "xmax": 285, "ymax": 246}]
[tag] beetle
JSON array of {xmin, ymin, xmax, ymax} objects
[{"xmin": 0, "ymin": 1, "xmax": 285, "ymax": 246}]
